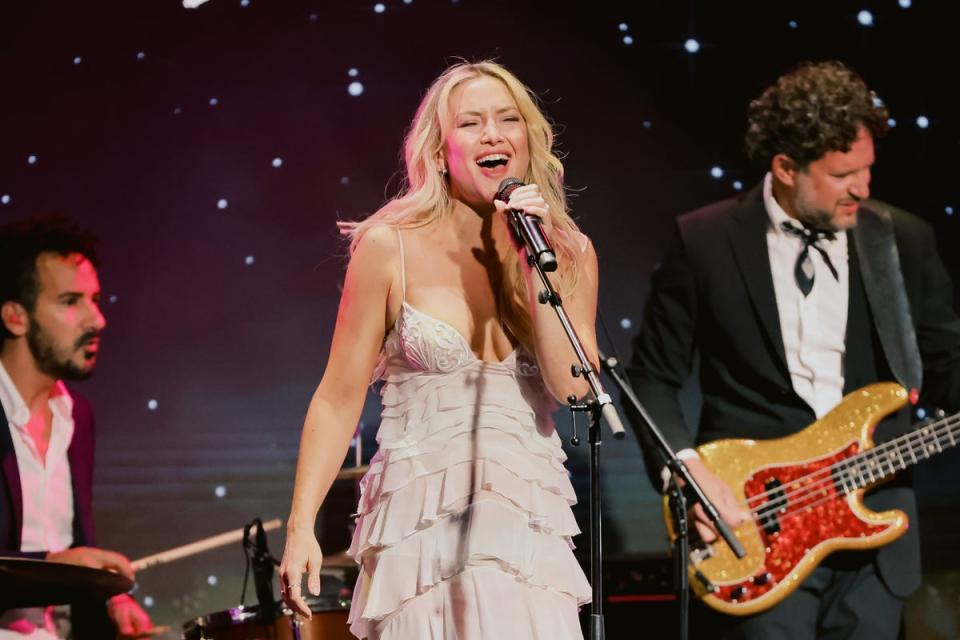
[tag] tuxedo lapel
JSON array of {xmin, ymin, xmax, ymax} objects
[
  {"xmin": 852, "ymin": 204, "xmax": 923, "ymax": 391},
  {"xmin": 1, "ymin": 404, "xmax": 25, "ymax": 549},
  {"xmin": 727, "ymin": 187, "xmax": 790, "ymax": 376}
]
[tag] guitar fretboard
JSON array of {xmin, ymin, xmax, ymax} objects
[{"xmin": 831, "ymin": 411, "xmax": 960, "ymax": 492}]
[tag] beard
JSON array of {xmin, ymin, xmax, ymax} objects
[
  {"xmin": 26, "ymin": 317, "xmax": 99, "ymax": 381},
  {"xmin": 792, "ymin": 190, "xmax": 859, "ymax": 232}
]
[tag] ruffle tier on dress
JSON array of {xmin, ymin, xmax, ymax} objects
[{"xmin": 347, "ymin": 302, "xmax": 591, "ymax": 639}]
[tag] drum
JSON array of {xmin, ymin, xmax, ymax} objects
[{"xmin": 182, "ymin": 594, "xmax": 353, "ymax": 640}]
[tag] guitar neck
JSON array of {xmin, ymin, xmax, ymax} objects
[{"xmin": 834, "ymin": 411, "xmax": 960, "ymax": 491}]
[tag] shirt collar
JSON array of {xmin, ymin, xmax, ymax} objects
[
  {"xmin": 763, "ymin": 172, "xmax": 799, "ymax": 238},
  {"xmin": 762, "ymin": 173, "xmax": 846, "ymax": 251},
  {"xmin": 0, "ymin": 359, "xmax": 74, "ymax": 431}
]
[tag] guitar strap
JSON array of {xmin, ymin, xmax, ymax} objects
[{"xmin": 852, "ymin": 205, "xmax": 923, "ymax": 392}]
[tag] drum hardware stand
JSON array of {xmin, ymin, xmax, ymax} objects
[
  {"xmin": 599, "ymin": 353, "xmax": 746, "ymax": 640},
  {"xmin": 241, "ymin": 518, "xmax": 282, "ymax": 618}
]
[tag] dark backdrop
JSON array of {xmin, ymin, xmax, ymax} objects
[{"xmin": 1, "ymin": 0, "xmax": 957, "ymax": 633}]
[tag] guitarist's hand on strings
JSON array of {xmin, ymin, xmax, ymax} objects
[{"xmin": 684, "ymin": 457, "xmax": 751, "ymax": 543}]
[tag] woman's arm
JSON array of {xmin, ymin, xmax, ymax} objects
[
  {"xmin": 280, "ymin": 225, "xmax": 398, "ymax": 617},
  {"xmin": 495, "ymin": 184, "xmax": 600, "ymax": 403}
]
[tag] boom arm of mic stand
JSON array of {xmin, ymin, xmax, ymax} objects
[{"xmin": 598, "ymin": 354, "xmax": 745, "ymax": 559}]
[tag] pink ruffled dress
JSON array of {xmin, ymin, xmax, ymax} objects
[{"xmin": 346, "ymin": 233, "xmax": 591, "ymax": 639}]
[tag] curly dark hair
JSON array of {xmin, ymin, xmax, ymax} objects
[
  {"xmin": 0, "ymin": 215, "xmax": 100, "ymax": 339},
  {"xmin": 745, "ymin": 61, "xmax": 889, "ymax": 168}
]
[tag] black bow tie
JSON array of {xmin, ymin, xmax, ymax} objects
[{"xmin": 780, "ymin": 221, "xmax": 839, "ymax": 296}]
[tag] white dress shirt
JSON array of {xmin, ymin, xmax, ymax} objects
[
  {"xmin": 763, "ymin": 172, "xmax": 849, "ymax": 418},
  {"xmin": 0, "ymin": 360, "xmax": 76, "ymax": 639}
]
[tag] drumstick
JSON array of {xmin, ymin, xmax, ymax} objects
[{"xmin": 131, "ymin": 519, "xmax": 283, "ymax": 571}]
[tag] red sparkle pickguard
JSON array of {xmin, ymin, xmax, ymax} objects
[{"xmin": 711, "ymin": 442, "xmax": 891, "ymax": 605}]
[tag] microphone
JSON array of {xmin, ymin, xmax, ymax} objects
[{"xmin": 495, "ymin": 178, "xmax": 558, "ymax": 272}]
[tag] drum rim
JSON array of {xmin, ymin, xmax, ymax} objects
[{"xmin": 183, "ymin": 595, "xmax": 350, "ymax": 631}]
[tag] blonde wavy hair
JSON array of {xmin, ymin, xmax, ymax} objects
[{"xmin": 339, "ymin": 61, "xmax": 583, "ymax": 352}]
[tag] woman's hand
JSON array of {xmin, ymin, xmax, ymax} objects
[
  {"xmin": 493, "ymin": 182, "xmax": 553, "ymax": 254},
  {"xmin": 278, "ymin": 529, "xmax": 324, "ymax": 619}
]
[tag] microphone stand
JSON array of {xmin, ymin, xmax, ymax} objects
[
  {"xmin": 518, "ymin": 239, "xmax": 625, "ymax": 640},
  {"xmin": 598, "ymin": 353, "xmax": 746, "ymax": 640}
]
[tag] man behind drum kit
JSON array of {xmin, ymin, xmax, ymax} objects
[{"xmin": 0, "ymin": 216, "xmax": 152, "ymax": 639}]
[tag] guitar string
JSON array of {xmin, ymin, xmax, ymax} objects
[
  {"xmin": 743, "ymin": 413, "xmax": 959, "ymax": 508},
  {"xmin": 752, "ymin": 417, "xmax": 960, "ymax": 524},
  {"xmin": 749, "ymin": 417, "xmax": 960, "ymax": 526},
  {"xmin": 741, "ymin": 414, "xmax": 959, "ymax": 510},
  {"xmin": 746, "ymin": 416, "xmax": 958, "ymax": 517}
]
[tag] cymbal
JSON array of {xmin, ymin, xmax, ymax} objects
[
  {"xmin": 0, "ymin": 557, "xmax": 134, "ymax": 607},
  {"xmin": 335, "ymin": 464, "xmax": 368, "ymax": 481}
]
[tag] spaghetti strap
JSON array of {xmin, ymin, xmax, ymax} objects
[{"xmin": 396, "ymin": 227, "xmax": 407, "ymax": 301}]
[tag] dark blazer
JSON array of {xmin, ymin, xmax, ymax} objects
[
  {"xmin": 1, "ymin": 389, "xmax": 112, "ymax": 636},
  {"xmin": 627, "ymin": 185, "xmax": 960, "ymax": 597}
]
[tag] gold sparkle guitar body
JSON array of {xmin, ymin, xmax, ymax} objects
[{"xmin": 667, "ymin": 382, "xmax": 959, "ymax": 616}]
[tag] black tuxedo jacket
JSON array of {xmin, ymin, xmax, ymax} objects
[
  {"xmin": 627, "ymin": 185, "xmax": 960, "ymax": 597},
  {"xmin": 1, "ymin": 390, "xmax": 112, "ymax": 636}
]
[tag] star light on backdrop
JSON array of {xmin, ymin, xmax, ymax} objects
[
  {"xmin": 857, "ymin": 10, "xmax": 875, "ymax": 27},
  {"xmin": 2, "ymin": 2, "xmax": 956, "ymax": 632}
]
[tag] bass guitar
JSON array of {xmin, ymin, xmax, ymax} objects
[{"xmin": 666, "ymin": 382, "xmax": 959, "ymax": 615}]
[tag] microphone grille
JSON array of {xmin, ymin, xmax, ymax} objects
[{"xmin": 495, "ymin": 177, "xmax": 524, "ymax": 203}]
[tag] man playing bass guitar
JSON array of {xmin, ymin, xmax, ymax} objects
[{"xmin": 627, "ymin": 61, "xmax": 960, "ymax": 639}]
